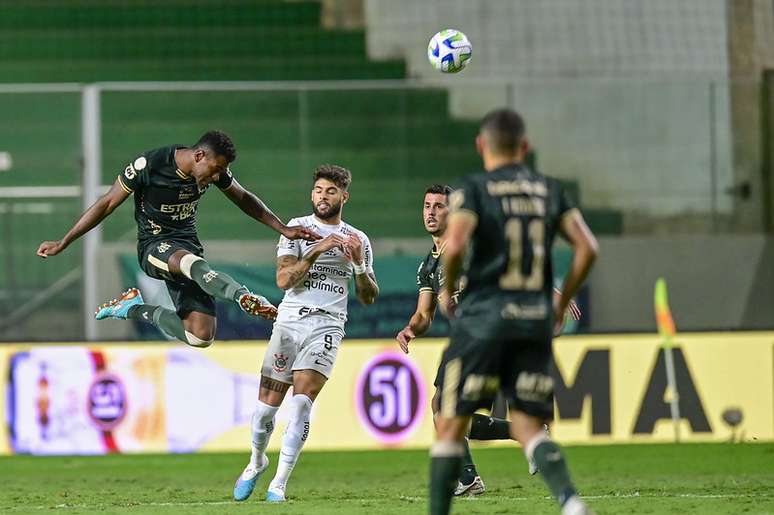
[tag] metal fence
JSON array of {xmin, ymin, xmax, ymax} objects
[{"xmin": 0, "ymin": 78, "xmax": 767, "ymax": 340}]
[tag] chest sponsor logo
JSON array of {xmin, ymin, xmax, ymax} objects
[
  {"xmin": 303, "ymin": 270, "xmax": 346, "ymax": 294},
  {"xmin": 160, "ymin": 200, "xmax": 199, "ymax": 221}
]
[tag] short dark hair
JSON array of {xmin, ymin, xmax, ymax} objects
[
  {"xmin": 425, "ymin": 184, "xmax": 453, "ymax": 197},
  {"xmin": 194, "ymin": 130, "xmax": 237, "ymax": 163},
  {"xmin": 479, "ymin": 108, "xmax": 526, "ymax": 155},
  {"xmin": 313, "ymin": 164, "xmax": 352, "ymax": 191}
]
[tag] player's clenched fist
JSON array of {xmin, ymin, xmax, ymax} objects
[
  {"xmin": 36, "ymin": 240, "xmax": 66, "ymax": 258},
  {"xmin": 315, "ymin": 233, "xmax": 347, "ymax": 253},
  {"xmin": 343, "ymin": 233, "xmax": 363, "ymax": 264}
]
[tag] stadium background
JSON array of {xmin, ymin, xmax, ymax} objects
[{"xmin": 0, "ymin": 1, "xmax": 773, "ymax": 513}]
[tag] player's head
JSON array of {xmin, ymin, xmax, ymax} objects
[
  {"xmin": 476, "ymin": 109, "xmax": 529, "ymax": 167},
  {"xmin": 423, "ymin": 184, "xmax": 452, "ymax": 237},
  {"xmin": 311, "ymin": 164, "xmax": 351, "ymax": 221},
  {"xmin": 190, "ymin": 130, "xmax": 236, "ymax": 186}
]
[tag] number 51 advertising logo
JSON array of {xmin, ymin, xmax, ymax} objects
[{"xmin": 355, "ymin": 351, "xmax": 427, "ymax": 444}]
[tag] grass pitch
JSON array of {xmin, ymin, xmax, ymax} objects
[{"xmin": 1, "ymin": 443, "xmax": 772, "ymax": 514}]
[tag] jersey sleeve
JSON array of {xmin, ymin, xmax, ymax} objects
[
  {"xmin": 276, "ymin": 218, "xmax": 301, "ymax": 259},
  {"xmin": 558, "ymin": 181, "xmax": 577, "ymax": 218},
  {"xmin": 416, "ymin": 258, "xmax": 434, "ymax": 293},
  {"xmin": 360, "ymin": 232, "xmax": 375, "ymax": 274},
  {"xmin": 117, "ymin": 155, "xmax": 150, "ymax": 194},
  {"xmin": 214, "ymin": 166, "xmax": 234, "ymax": 190},
  {"xmin": 448, "ymin": 176, "xmax": 481, "ymax": 222}
]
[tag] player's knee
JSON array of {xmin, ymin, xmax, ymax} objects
[
  {"xmin": 179, "ymin": 253, "xmax": 206, "ymax": 280},
  {"xmin": 184, "ymin": 329, "xmax": 214, "ymax": 348}
]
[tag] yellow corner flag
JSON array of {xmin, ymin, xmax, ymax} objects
[
  {"xmin": 654, "ymin": 277, "xmax": 681, "ymax": 441},
  {"xmin": 654, "ymin": 277, "xmax": 676, "ymax": 347}
]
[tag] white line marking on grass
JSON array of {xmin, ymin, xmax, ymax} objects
[{"xmin": 9, "ymin": 492, "xmax": 771, "ymax": 511}]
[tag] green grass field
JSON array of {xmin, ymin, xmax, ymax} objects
[{"xmin": 1, "ymin": 444, "xmax": 772, "ymax": 514}]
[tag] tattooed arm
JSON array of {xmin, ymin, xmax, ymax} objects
[{"xmin": 275, "ymin": 234, "xmax": 346, "ymax": 290}]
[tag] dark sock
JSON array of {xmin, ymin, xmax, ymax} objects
[
  {"xmin": 429, "ymin": 443, "xmax": 463, "ymax": 515},
  {"xmin": 533, "ymin": 440, "xmax": 577, "ymax": 507},
  {"xmin": 458, "ymin": 437, "xmax": 477, "ymax": 483},
  {"xmin": 127, "ymin": 304, "xmax": 187, "ymax": 344},
  {"xmin": 469, "ymin": 413, "xmax": 512, "ymax": 441},
  {"xmin": 189, "ymin": 259, "xmax": 248, "ymax": 303}
]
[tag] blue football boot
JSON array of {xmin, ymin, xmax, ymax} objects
[
  {"xmin": 266, "ymin": 483, "xmax": 286, "ymax": 503},
  {"xmin": 95, "ymin": 288, "xmax": 144, "ymax": 320},
  {"xmin": 233, "ymin": 454, "xmax": 269, "ymax": 502}
]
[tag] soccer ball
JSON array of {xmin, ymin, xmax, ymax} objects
[{"xmin": 427, "ymin": 29, "xmax": 472, "ymax": 73}]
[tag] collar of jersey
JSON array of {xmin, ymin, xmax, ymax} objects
[{"xmin": 431, "ymin": 240, "xmax": 448, "ymax": 258}]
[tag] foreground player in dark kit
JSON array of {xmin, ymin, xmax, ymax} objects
[
  {"xmin": 37, "ymin": 130, "xmax": 319, "ymax": 347},
  {"xmin": 429, "ymin": 109, "xmax": 598, "ymax": 515},
  {"xmin": 398, "ymin": 184, "xmax": 580, "ymax": 497}
]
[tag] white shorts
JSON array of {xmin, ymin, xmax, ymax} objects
[{"xmin": 261, "ymin": 313, "xmax": 345, "ymax": 384}]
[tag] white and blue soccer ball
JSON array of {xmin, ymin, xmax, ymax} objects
[{"xmin": 427, "ymin": 29, "xmax": 472, "ymax": 73}]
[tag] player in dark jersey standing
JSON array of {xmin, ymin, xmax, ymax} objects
[
  {"xmin": 398, "ymin": 184, "xmax": 517, "ymax": 496},
  {"xmin": 37, "ymin": 131, "xmax": 319, "ymax": 348},
  {"xmin": 399, "ymin": 185, "xmax": 580, "ymax": 497},
  {"xmin": 429, "ymin": 109, "xmax": 598, "ymax": 515}
]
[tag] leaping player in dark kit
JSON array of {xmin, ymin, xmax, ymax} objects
[{"xmin": 37, "ymin": 130, "xmax": 320, "ymax": 347}]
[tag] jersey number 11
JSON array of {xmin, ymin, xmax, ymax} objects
[{"xmin": 500, "ymin": 218, "xmax": 545, "ymax": 291}]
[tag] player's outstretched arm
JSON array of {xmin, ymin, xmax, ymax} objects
[
  {"xmin": 37, "ymin": 177, "xmax": 130, "ymax": 258},
  {"xmin": 275, "ymin": 234, "xmax": 346, "ymax": 290},
  {"xmin": 396, "ymin": 291, "xmax": 437, "ymax": 354},
  {"xmin": 222, "ymin": 179, "xmax": 320, "ymax": 241},
  {"xmin": 556, "ymin": 209, "xmax": 598, "ymax": 326}
]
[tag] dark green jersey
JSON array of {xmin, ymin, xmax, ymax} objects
[
  {"xmin": 449, "ymin": 163, "xmax": 576, "ymax": 338},
  {"xmin": 117, "ymin": 145, "xmax": 233, "ymax": 248},
  {"xmin": 416, "ymin": 243, "xmax": 445, "ymax": 295},
  {"xmin": 416, "ymin": 242, "xmax": 463, "ymax": 304}
]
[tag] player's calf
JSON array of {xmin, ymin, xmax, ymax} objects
[
  {"xmin": 267, "ymin": 394, "xmax": 313, "ymax": 501},
  {"xmin": 99, "ymin": 289, "xmax": 215, "ymax": 348},
  {"xmin": 233, "ymin": 400, "xmax": 279, "ymax": 502}
]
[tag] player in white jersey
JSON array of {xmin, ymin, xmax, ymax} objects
[{"xmin": 233, "ymin": 164, "xmax": 379, "ymax": 503}]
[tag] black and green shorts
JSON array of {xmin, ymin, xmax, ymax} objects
[
  {"xmin": 435, "ymin": 317, "xmax": 554, "ymax": 421},
  {"xmin": 137, "ymin": 238, "xmax": 216, "ymax": 318}
]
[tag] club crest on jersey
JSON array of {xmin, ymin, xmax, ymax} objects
[
  {"xmin": 157, "ymin": 242, "xmax": 171, "ymax": 254},
  {"xmin": 148, "ymin": 219, "xmax": 162, "ymax": 235},
  {"xmin": 273, "ymin": 353, "xmax": 289, "ymax": 373}
]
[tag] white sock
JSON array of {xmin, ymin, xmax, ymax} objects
[
  {"xmin": 249, "ymin": 400, "xmax": 279, "ymax": 468},
  {"xmin": 270, "ymin": 394, "xmax": 313, "ymax": 489},
  {"xmin": 561, "ymin": 495, "xmax": 588, "ymax": 515}
]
